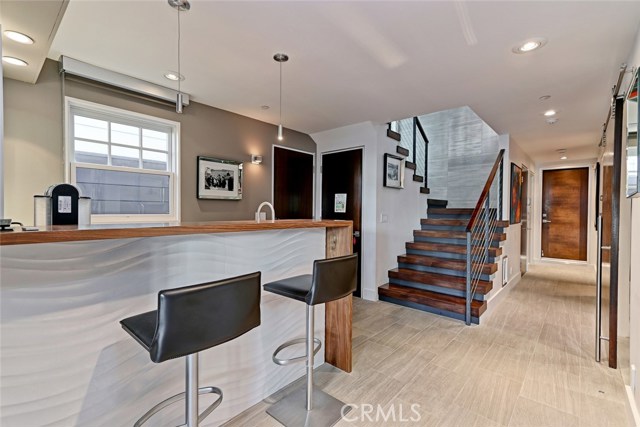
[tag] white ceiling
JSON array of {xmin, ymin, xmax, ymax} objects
[{"xmin": 6, "ymin": 1, "xmax": 640, "ymax": 162}]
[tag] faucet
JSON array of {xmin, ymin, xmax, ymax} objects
[{"xmin": 255, "ymin": 201, "xmax": 276, "ymax": 222}]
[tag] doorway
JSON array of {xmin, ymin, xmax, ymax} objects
[
  {"xmin": 520, "ymin": 166, "xmax": 530, "ymax": 275},
  {"xmin": 273, "ymin": 146, "xmax": 314, "ymax": 219},
  {"xmin": 541, "ymin": 167, "xmax": 589, "ymax": 261},
  {"xmin": 321, "ymin": 148, "xmax": 363, "ymax": 297}
]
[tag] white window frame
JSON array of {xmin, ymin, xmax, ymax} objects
[{"xmin": 64, "ymin": 97, "xmax": 181, "ymax": 224}]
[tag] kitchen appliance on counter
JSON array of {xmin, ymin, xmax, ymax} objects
[{"xmin": 34, "ymin": 184, "xmax": 91, "ymax": 227}]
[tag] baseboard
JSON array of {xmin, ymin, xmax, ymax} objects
[
  {"xmin": 626, "ymin": 386, "xmax": 640, "ymax": 427},
  {"xmin": 480, "ymin": 272, "xmax": 521, "ymax": 323},
  {"xmin": 361, "ymin": 288, "xmax": 378, "ymax": 302}
]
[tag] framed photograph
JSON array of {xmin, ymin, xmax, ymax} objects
[
  {"xmin": 197, "ymin": 156, "xmax": 243, "ymax": 200},
  {"xmin": 384, "ymin": 153, "xmax": 405, "ymax": 189},
  {"xmin": 510, "ymin": 162, "xmax": 523, "ymax": 224}
]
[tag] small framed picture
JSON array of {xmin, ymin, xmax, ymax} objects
[
  {"xmin": 383, "ymin": 153, "xmax": 405, "ymax": 189},
  {"xmin": 197, "ymin": 156, "xmax": 243, "ymax": 200}
]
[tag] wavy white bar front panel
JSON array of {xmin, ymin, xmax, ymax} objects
[{"xmin": 0, "ymin": 229, "xmax": 326, "ymax": 426}]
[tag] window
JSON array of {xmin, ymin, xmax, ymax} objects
[{"xmin": 66, "ymin": 98, "xmax": 180, "ymax": 223}]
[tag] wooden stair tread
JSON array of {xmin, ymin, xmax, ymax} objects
[
  {"xmin": 398, "ymin": 254, "xmax": 498, "ymax": 275},
  {"xmin": 389, "ymin": 268, "xmax": 492, "ymax": 294},
  {"xmin": 407, "ymin": 241, "xmax": 502, "ymax": 257},
  {"xmin": 414, "ymin": 229, "xmax": 506, "ymax": 241},
  {"xmin": 379, "ymin": 283, "xmax": 486, "ymax": 317},
  {"xmin": 421, "ymin": 218, "xmax": 509, "ymax": 228}
]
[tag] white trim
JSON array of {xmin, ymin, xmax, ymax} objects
[
  {"xmin": 64, "ymin": 97, "xmax": 181, "ymax": 223},
  {"xmin": 534, "ymin": 161, "xmax": 596, "ymax": 265},
  {"xmin": 271, "ymin": 144, "xmax": 316, "ymax": 217},
  {"xmin": 625, "ymin": 386, "xmax": 640, "ymax": 427}
]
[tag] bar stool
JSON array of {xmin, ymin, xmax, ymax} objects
[
  {"xmin": 263, "ymin": 254, "xmax": 357, "ymax": 427},
  {"xmin": 120, "ymin": 272, "xmax": 261, "ymax": 427}
]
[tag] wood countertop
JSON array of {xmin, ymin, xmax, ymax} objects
[{"xmin": 0, "ymin": 219, "xmax": 353, "ymax": 246}]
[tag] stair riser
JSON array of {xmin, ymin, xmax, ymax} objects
[
  {"xmin": 406, "ymin": 248, "xmax": 497, "ymax": 263},
  {"xmin": 388, "ymin": 278, "xmax": 487, "ymax": 301},
  {"xmin": 426, "ymin": 213, "xmax": 472, "ymax": 220},
  {"xmin": 421, "ymin": 224, "xmax": 506, "ymax": 233},
  {"xmin": 398, "ymin": 262, "xmax": 494, "ymax": 281},
  {"xmin": 378, "ymin": 295, "xmax": 479, "ymax": 324},
  {"xmin": 414, "ymin": 236, "xmax": 501, "ymax": 247}
]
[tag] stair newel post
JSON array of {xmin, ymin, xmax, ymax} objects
[
  {"xmin": 412, "ymin": 117, "xmax": 417, "ymax": 166},
  {"xmin": 465, "ymin": 231, "xmax": 472, "ymax": 326},
  {"xmin": 498, "ymin": 158, "xmax": 504, "ymax": 220},
  {"xmin": 423, "ymin": 127, "xmax": 429, "ymax": 191}
]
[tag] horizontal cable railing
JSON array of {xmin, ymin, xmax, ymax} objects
[{"xmin": 465, "ymin": 149, "xmax": 505, "ymax": 325}]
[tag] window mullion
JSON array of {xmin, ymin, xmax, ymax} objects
[{"xmin": 107, "ymin": 121, "xmax": 112, "ymax": 166}]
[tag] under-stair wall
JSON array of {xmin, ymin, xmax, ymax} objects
[{"xmin": 376, "ymin": 124, "xmax": 428, "ymax": 294}]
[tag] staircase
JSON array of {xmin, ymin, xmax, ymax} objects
[{"xmin": 379, "ymin": 203, "xmax": 507, "ymax": 324}]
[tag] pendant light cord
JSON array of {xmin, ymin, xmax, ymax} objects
[
  {"xmin": 279, "ymin": 61, "xmax": 282, "ymax": 126},
  {"xmin": 177, "ymin": 4, "xmax": 181, "ymax": 95}
]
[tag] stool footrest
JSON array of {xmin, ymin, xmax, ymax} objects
[
  {"xmin": 134, "ymin": 386, "xmax": 223, "ymax": 427},
  {"xmin": 273, "ymin": 337, "xmax": 322, "ymax": 366}
]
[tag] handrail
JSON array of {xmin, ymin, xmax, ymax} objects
[
  {"xmin": 415, "ymin": 117, "xmax": 429, "ymax": 144},
  {"xmin": 465, "ymin": 149, "xmax": 505, "ymax": 232}
]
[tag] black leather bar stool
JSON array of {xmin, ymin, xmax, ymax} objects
[
  {"xmin": 120, "ymin": 272, "xmax": 261, "ymax": 427},
  {"xmin": 263, "ymin": 254, "xmax": 357, "ymax": 427}
]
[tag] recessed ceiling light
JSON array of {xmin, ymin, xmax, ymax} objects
[
  {"xmin": 261, "ymin": 105, "xmax": 270, "ymax": 110},
  {"xmin": 560, "ymin": 156, "xmax": 568, "ymax": 160},
  {"xmin": 512, "ymin": 38, "xmax": 547, "ymax": 54},
  {"xmin": 164, "ymin": 71, "xmax": 184, "ymax": 81},
  {"xmin": 4, "ymin": 30, "xmax": 34, "ymax": 45},
  {"xmin": 544, "ymin": 109, "xmax": 557, "ymax": 117},
  {"xmin": 539, "ymin": 95, "xmax": 551, "ymax": 101},
  {"xmin": 2, "ymin": 56, "xmax": 28, "ymax": 66}
]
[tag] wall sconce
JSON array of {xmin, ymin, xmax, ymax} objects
[{"xmin": 251, "ymin": 155, "xmax": 263, "ymax": 165}]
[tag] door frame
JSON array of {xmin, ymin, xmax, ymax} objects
[
  {"xmin": 271, "ymin": 144, "xmax": 316, "ymax": 217},
  {"xmin": 533, "ymin": 161, "xmax": 597, "ymax": 266}
]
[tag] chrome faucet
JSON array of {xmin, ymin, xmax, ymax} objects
[{"xmin": 255, "ymin": 201, "xmax": 275, "ymax": 222}]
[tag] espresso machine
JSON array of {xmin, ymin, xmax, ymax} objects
[{"xmin": 34, "ymin": 184, "xmax": 92, "ymax": 227}]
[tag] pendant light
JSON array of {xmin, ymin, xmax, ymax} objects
[
  {"xmin": 274, "ymin": 53, "xmax": 289, "ymax": 141},
  {"xmin": 168, "ymin": 0, "xmax": 190, "ymax": 114}
]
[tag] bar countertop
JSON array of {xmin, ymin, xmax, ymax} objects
[{"xmin": 0, "ymin": 219, "xmax": 353, "ymax": 246}]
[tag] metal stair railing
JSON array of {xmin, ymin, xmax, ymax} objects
[
  {"xmin": 389, "ymin": 117, "xmax": 430, "ymax": 192},
  {"xmin": 464, "ymin": 149, "xmax": 505, "ymax": 325}
]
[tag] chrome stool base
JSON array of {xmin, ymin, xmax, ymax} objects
[
  {"xmin": 134, "ymin": 353, "xmax": 223, "ymax": 427},
  {"xmin": 267, "ymin": 386, "xmax": 351, "ymax": 427}
]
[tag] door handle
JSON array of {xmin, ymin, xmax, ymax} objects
[
  {"xmin": 542, "ymin": 219, "xmax": 551, "ymax": 224},
  {"xmin": 353, "ymin": 231, "xmax": 360, "ymax": 238}
]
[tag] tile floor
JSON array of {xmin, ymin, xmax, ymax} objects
[{"xmin": 223, "ymin": 264, "xmax": 630, "ymax": 427}]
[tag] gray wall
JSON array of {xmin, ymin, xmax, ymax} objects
[
  {"xmin": 421, "ymin": 106, "xmax": 500, "ymax": 208},
  {"xmin": 3, "ymin": 59, "xmax": 316, "ymax": 223}
]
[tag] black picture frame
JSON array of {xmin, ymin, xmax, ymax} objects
[
  {"xmin": 383, "ymin": 153, "xmax": 405, "ymax": 189},
  {"xmin": 197, "ymin": 156, "xmax": 243, "ymax": 200}
]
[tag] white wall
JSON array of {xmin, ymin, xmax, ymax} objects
[
  {"xmin": 502, "ymin": 136, "xmax": 535, "ymax": 287},
  {"xmin": 374, "ymin": 124, "xmax": 427, "ymax": 292},
  {"xmin": 312, "ymin": 122, "xmax": 379, "ymax": 300}
]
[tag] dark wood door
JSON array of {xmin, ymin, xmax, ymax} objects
[
  {"xmin": 321, "ymin": 149, "xmax": 362, "ymax": 297},
  {"xmin": 273, "ymin": 147, "xmax": 314, "ymax": 219},
  {"xmin": 541, "ymin": 168, "xmax": 589, "ymax": 260}
]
